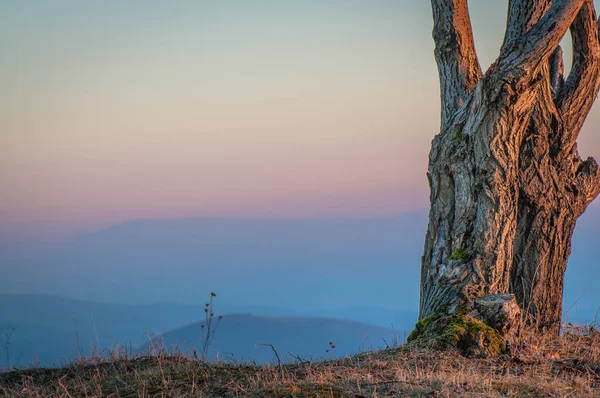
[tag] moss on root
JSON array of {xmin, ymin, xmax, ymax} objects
[
  {"xmin": 407, "ymin": 313, "xmax": 442, "ymax": 343},
  {"xmin": 407, "ymin": 310, "xmax": 506, "ymax": 357}
]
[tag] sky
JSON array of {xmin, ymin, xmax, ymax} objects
[{"xmin": 2, "ymin": 1, "xmax": 600, "ymax": 235}]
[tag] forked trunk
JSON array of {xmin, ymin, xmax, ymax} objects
[{"xmin": 418, "ymin": 0, "xmax": 600, "ymax": 340}]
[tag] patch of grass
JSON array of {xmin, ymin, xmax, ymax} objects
[{"xmin": 1, "ymin": 325, "xmax": 599, "ymax": 397}]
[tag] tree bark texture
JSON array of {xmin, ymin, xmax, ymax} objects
[{"xmin": 420, "ymin": 0, "xmax": 600, "ymax": 335}]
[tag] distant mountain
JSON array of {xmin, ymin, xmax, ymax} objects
[
  {"xmin": 0, "ymin": 294, "xmax": 200, "ymax": 332},
  {"xmin": 1, "ymin": 215, "xmax": 427, "ymax": 313},
  {"xmin": 0, "ymin": 208, "xmax": 598, "ymax": 368},
  {"xmin": 0, "ymin": 295, "xmax": 410, "ymax": 368},
  {"xmin": 0, "ymin": 294, "xmax": 208, "ymax": 368},
  {"xmin": 311, "ymin": 306, "xmax": 417, "ymax": 332},
  {"xmin": 149, "ymin": 314, "xmax": 398, "ymax": 364},
  {"xmin": 1, "ymin": 209, "xmax": 598, "ymax": 316}
]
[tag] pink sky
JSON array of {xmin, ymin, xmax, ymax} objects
[{"xmin": 1, "ymin": 1, "xmax": 599, "ymax": 232}]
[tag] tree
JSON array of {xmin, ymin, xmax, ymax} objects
[{"xmin": 417, "ymin": 0, "xmax": 600, "ymax": 342}]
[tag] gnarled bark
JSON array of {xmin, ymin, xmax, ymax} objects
[{"xmin": 419, "ymin": 0, "xmax": 600, "ymax": 339}]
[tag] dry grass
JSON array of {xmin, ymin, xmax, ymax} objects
[{"xmin": 1, "ymin": 325, "xmax": 599, "ymax": 397}]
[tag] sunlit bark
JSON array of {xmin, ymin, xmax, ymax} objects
[{"xmin": 420, "ymin": 0, "xmax": 600, "ymax": 335}]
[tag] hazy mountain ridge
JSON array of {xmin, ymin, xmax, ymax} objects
[
  {"xmin": 0, "ymin": 295, "xmax": 206, "ymax": 368},
  {"xmin": 0, "ymin": 209, "xmax": 598, "ymax": 367},
  {"xmin": 0, "ymin": 295, "xmax": 410, "ymax": 368},
  {"xmin": 0, "ymin": 214, "xmax": 428, "ymax": 309},
  {"xmin": 149, "ymin": 313, "xmax": 398, "ymax": 364},
  {"xmin": 2, "ymin": 210, "xmax": 596, "ymax": 312}
]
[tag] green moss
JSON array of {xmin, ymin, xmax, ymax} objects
[
  {"xmin": 449, "ymin": 248, "xmax": 469, "ymax": 261},
  {"xmin": 454, "ymin": 125, "xmax": 464, "ymax": 143},
  {"xmin": 441, "ymin": 314, "xmax": 506, "ymax": 356},
  {"xmin": 407, "ymin": 313, "xmax": 442, "ymax": 343},
  {"xmin": 407, "ymin": 310, "xmax": 506, "ymax": 357}
]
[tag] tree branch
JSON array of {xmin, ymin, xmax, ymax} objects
[
  {"xmin": 577, "ymin": 157, "xmax": 600, "ymax": 206},
  {"xmin": 502, "ymin": 0, "xmax": 552, "ymax": 51},
  {"xmin": 431, "ymin": 0, "xmax": 482, "ymax": 126},
  {"xmin": 502, "ymin": 1, "xmax": 565, "ymax": 98},
  {"xmin": 555, "ymin": 0, "xmax": 600, "ymax": 144},
  {"xmin": 549, "ymin": 46, "xmax": 565, "ymax": 95},
  {"xmin": 496, "ymin": 0, "xmax": 586, "ymax": 81}
]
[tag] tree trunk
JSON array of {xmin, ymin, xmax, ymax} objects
[{"xmin": 418, "ymin": 0, "xmax": 600, "ymax": 340}]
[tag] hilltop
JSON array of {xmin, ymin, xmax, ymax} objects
[{"xmin": 1, "ymin": 326, "xmax": 599, "ymax": 397}]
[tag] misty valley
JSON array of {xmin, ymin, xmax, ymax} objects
[{"xmin": 1, "ymin": 209, "xmax": 598, "ymax": 369}]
